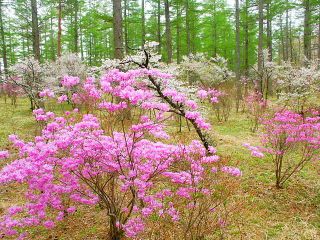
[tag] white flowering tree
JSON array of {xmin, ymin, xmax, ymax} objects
[
  {"xmin": 179, "ymin": 53, "xmax": 233, "ymax": 88},
  {"xmin": 273, "ymin": 60, "xmax": 320, "ymax": 112},
  {"xmin": 43, "ymin": 53, "xmax": 87, "ymax": 92},
  {"xmin": 8, "ymin": 57, "xmax": 45, "ymax": 110}
]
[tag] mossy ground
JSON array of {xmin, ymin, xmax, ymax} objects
[{"xmin": 0, "ymin": 97, "xmax": 319, "ymax": 239}]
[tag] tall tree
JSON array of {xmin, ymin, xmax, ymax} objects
[
  {"xmin": 57, "ymin": 0, "xmax": 63, "ymax": 57},
  {"xmin": 157, "ymin": 0, "xmax": 161, "ymax": 54},
  {"xmin": 73, "ymin": 0, "xmax": 79, "ymax": 53},
  {"xmin": 235, "ymin": 0, "xmax": 241, "ymax": 111},
  {"xmin": 141, "ymin": 0, "xmax": 145, "ymax": 48},
  {"xmin": 186, "ymin": 0, "xmax": 191, "ymax": 55},
  {"xmin": 257, "ymin": 0, "xmax": 264, "ymax": 93},
  {"xmin": 31, "ymin": 0, "xmax": 41, "ymax": 61},
  {"xmin": 0, "ymin": 0, "xmax": 8, "ymax": 74},
  {"xmin": 113, "ymin": 0, "xmax": 124, "ymax": 59},
  {"xmin": 164, "ymin": 0, "xmax": 172, "ymax": 63},
  {"xmin": 266, "ymin": 0, "xmax": 272, "ymax": 61},
  {"xmin": 303, "ymin": 0, "xmax": 311, "ymax": 62}
]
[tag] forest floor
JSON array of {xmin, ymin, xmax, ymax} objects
[{"xmin": 0, "ymin": 98, "xmax": 320, "ymax": 240}]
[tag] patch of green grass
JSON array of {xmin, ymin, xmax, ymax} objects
[{"xmin": 0, "ymin": 97, "xmax": 36, "ymax": 147}]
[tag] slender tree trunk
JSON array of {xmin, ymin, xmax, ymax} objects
[
  {"xmin": 0, "ymin": 1, "xmax": 8, "ymax": 74},
  {"xmin": 50, "ymin": 14, "xmax": 56, "ymax": 61},
  {"xmin": 289, "ymin": 20, "xmax": 293, "ymax": 61},
  {"xmin": 211, "ymin": 0, "xmax": 217, "ymax": 57},
  {"xmin": 176, "ymin": 2, "xmax": 181, "ymax": 63},
  {"xmin": 303, "ymin": 0, "xmax": 311, "ymax": 62},
  {"xmin": 164, "ymin": 0, "xmax": 172, "ymax": 63},
  {"xmin": 235, "ymin": 0, "xmax": 242, "ymax": 112},
  {"xmin": 157, "ymin": 0, "xmax": 161, "ymax": 54},
  {"xmin": 57, "ymin": 0, "xmax": 62, "ymax": 57},
  {"xmin": 79, "ymin": 5, "xmax": 84, "ymax": 60},
  {"xmin": 89, "ymin": 33, "xmax": 92, "ymax": 65},
  {"xmin": 266, "ymin": 0, "xmax": 272, "ymax": 61},
  {"xmin": 124, "ymin": 0, "xmax": 129, "ymax": 54},
  {"xmin": 186, "ymin": 0, "xmax": 191, "ymax": 55},
  {"xmin": 258, "ymin": 0, "xmax": 264, "ymax": 94},
  {"xmin": 284, "ymin": 0, "xmax": 289, "ymax": 61},
  {"xmin": 244, "ymin": 0, "xmax": 249, "ymax": 76},
  {"xmin": 74, "ymin": 0, "xmax": 79, "ymax": 53},
  {"xmin": 280, "ymin": 15, "xmax": 285, "ymax": 61},
  {"xmin": 31, "ymin": 0, "xmax": 41, "ymax": 61},
  {"xmin": 112, "ymin": 0, "xmax": 124, "ymax": 59},
  {"xmin": 141, "ymin": 0, "xmax": 145, "ymax": 48}
]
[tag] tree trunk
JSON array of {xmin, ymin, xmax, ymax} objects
[
  {"xmin": 235, "ymin": 0, "xmax": 241, "ymax": 112},
  {"xmin": 124, "ymin": 0, "xmax": 129, "ymax": 54},
  {"xmin": 303, "ymin": 0, "xmax": 311, "ymax": 62},
  {"xmin": 74, "ymin": 0, "xmax": 79, "ymax": 53},
  {"xmin": 284, "ymin": 0, "xmax": 289, "ymax": 61},
  {"xmin": 164, "ymin": 0, "xmax": 172, "ymax": 63},
  {"xmin": 176, "ymin": 1, "xmax": 181, "ymax": 63},
  {"xmin": 50, "ymin": 12, "xmax": 56, "ymax": 61},
  {"xmin": 31, "ymin": 0, "xmax": 41, "ymax": 61},
  {"xmin": 258, "ymin": 0, "xmax": 264, "ymax": 94},
  {"xmin": 141, "ymin": 0, "xmax": 145, "ymax": 48},
  {"xmin": 0, "ymin": 1, "xmax": 8, "ymax": 74},
  {"xmin": 186, "ymin": 0, "xmax": 191, "ymax": 55},
  {"xmin": 57, "ymin": 0, "xmax": 62, "ymax": 57},
  {"xmin": 157, "ymin": 0, "xmax": 161, "ymax": 54},
  {"xmin": 212, "ymin": 1, "xmax": 217, "ymax": 57},
  {"xmin": 244, "ymin": 0, "xmax": 249, "ymax": 76},
  {"xmin": 266, "ymin": 0, "xmax": 272, "ymax": 61},
  {"xmin": 279, "ymin": 15, "xmax": 285, "ymax": 61},
  {"xmin": 113, "ymin": 0, "xmax": 124, "ymax": 59}
]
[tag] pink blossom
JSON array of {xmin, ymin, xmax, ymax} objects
[
  {"xmin": 57, "ymin": 95, "xmax": 68, "ymax": 103},
  {"xmin": 61, "ymin": 76, "xmax": 80, "ymax": 88},
  {"xmin": 0, "ymin": 150, "xmax": 9, "ymax": 160}
]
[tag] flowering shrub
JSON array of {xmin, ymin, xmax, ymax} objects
[
  {"xmin": 244, "ymin": 91, "xmax": 267, "ymax": 132},
  {"xmin": 8, "ymin": 58, "xmax": 45, "ymax": 110},
  {"xmin": 0, "ymin": 81, "xmax": 21, "ymax": 106},
  {"xmin": 244, "ymin": 110, "xmax": 320, "ymax": 188},
  {"xmin": 179, "ymin": 54, "xmax": 233, "ymax": 88},
  {"xmin": 275, "ymin": 62, "xmax": 319, "ymax": 112},
  {"xmin": 0, "ymin": 67, "xmax": 241, "ymax": 239},
  {"xmin": 197, "ymin": 88, "xmax": 231, "ymax": 122}
]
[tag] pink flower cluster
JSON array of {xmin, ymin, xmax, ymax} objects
[
  {"xmin": 243, "ymin": 143, "xmax": 264, "ymax": 158},
  {"xmin": 0, "ymin": 150, "xmax": 9, "ymax": 160},
  {"xmin": 197, "ymin": 88, "xmax": 224, "ymax": 104},
  {"xmin": 57, "ymin": 68, "xmax": 212, "ymax": 133},
  {"xmin": 245, "ymin": 110, "xmax": 320, "ymax": 156},
  {"xmin": 32, "ymin": 108, "xmax": 55, "ymax": 122},
  {"xmin": 39, "ymin": 89, "xmax": 55, "ymax": 98},
  {"xmin": 221, "ymin": 166, "xmax": 242, "ymax": 177},
  {"xmin": 57, "ymin": 95, "xmax": 68, "ymax": 103},
  {"xmin": 61, "ymin": 76, "xmax": 80, "ymax": 88}
]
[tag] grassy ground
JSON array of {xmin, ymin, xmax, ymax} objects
[{"xmin": 0, "ymin": 97, "xmax": 319, "ymax": 239}]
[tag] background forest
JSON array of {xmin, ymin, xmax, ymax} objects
[
  {"xmin": 0, "ymin": 0, "xmax": 319, "ymax": 70},
  {"xmin": 0, "ymin": 0, "xmax": 320, "ymax": 240}
]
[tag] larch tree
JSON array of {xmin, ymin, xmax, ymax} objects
[
  {"xmin": 31, "ymin": 0, "xmax": 41, "ymax": 61},
  {"xmin": 0, "ymin": 0, "xmax": 8, "ymax": 74},
  {"xmin": 112, "ymin": 0, "xmax": 124, "ymax": 59},
  {"xmin": 164, "ymin": 0, "xmax": 172, "ymax": 63}
]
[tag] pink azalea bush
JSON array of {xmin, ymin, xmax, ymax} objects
[
  {"xmin": 60, "ymin": 76, "xmax": 80, "ymax": 88},
  {"xmin": 0, "ymin": 68, "xmax": 241, "ymax": 239},
  {"xmin": 244, "ymin": 91, "xmax": 267, "ymax": 132},
  {"xmin": 244, "ymin": 110, "xmax": 320, "ymax": 188}
]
